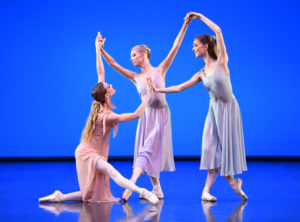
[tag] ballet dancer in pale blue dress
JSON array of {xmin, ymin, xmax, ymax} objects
[
  {"xmin": 99, "ymin": 15, "xmax": 192, "ymax": 201},
  {"xmin": 148, "ymin": 12, "xmax": 248, "ymax": 201}
]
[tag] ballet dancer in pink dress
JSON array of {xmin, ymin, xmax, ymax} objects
[
  {"xmin": 148, "ymin": 12, "xmax": 248, "ymax": 202},
  {"xmin": 39, "ymin": 33, "xmax": 158, "ymax": 204}
]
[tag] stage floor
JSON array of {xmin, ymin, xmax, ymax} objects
[{"xmin": 0, "ymin": 161, "xmax": 299, "ymax": 221}]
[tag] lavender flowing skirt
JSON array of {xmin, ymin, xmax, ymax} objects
[{"xmin": 133, "ymin": 106, "xmax": 175, "ymax": 178}]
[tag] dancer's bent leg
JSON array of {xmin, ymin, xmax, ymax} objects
[
  {"xmin": 224, "ymin": 175, "xmax": 248, "ymax": 200},
  {"xmin": 202, "ymin": 169, "xmax": 219, "ymax": 201},
  {"xmin": 96, "ymin": 160, "xmax": 158, "ymax": 204},
  {"xmin": 122, "ymin": 166, "xmax": 144, "ymax": 201}
]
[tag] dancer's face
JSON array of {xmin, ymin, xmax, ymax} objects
[
  {"xmin": 104, "ymin": 83, "xmax": 116, "ymax": 97},
  {"xmin": 130, "ymin": 48, "xmax": 145, "ymax": 67},
  {"xmin": 193, "ymin": 39, "xmax": 207, "ymax": 58}
]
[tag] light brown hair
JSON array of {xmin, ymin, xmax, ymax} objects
[
  {"xmin": 195, "ymin": 34, "xmax": 217, "ymax": 60},
  {"xmin": 132, "ymin": 45, "xmax": 151, "ymax": 59},
  {"xmin": 81, "ymin": 82, "xmax": 107, "ymax": 142}
]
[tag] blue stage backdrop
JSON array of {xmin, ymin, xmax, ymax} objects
[{"xmin": 0, "ymin": 0, "xmax": 299, "ymax": 157}]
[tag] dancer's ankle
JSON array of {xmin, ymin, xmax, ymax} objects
[{"xmin": 203, "ymin": 187, "xmax": 210, "ymax": 193}]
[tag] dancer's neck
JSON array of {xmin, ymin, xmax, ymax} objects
[
  {"xmin": 203, "ymin": 54, "xmax": 216, "ymax": 69},
  {"xmin": 102, "ymin": 101, "xmax": 112, "ymax": 112},
  {"xmin": 141, "ymin": 62, "xmax": 153, "ymax": 75}
]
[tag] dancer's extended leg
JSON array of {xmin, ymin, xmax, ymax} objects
[
  {"xmin": 225, "ymin": 176, "xmax": 248, "ymax": 200},
  {"xmin": 150, "ymin": 177, "xmax": 164, "ymax": 199},
  {"xmin": 122, "ymin": 166, "xmax": 144, "ymax": 201},
  {"xmin": 96, "ymin": 160, "xmax": 158, "ymax": 204},
  {"xmin": 202, "ymin": 169, "xmax": 218, "ymax": 201}
]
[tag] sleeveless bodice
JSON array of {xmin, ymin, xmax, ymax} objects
[
  {"xmin": 136, "ymin": 69, "xmax": 167, "ymax": 108},
  {"xmin": 201, "ymin": 62, "xmax": 233, "ymax": 103}
]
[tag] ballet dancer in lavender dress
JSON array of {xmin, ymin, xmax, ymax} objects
[
  {"xmin": 38, "ymin": 33, "xmax": 158, "ymax": 204},
  {"xmin": 148, "ymin": 12, "xmax": 248, "ymax": 201},
  {"xmin": 99, "ymin": 14, "xmax": 192, "ymax": 201}
]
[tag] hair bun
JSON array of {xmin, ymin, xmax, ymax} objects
[{"xmin": 143, "ymin": 45, "xmax": 151, "ymax": 59}]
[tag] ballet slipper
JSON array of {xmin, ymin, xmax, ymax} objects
[
  {"xmin": 201, "ymin": 191, "xmax": 217, "ymax": 202},
  {"xmin": 151, "ymin": 186, "xmax": 164, "ymax": 199},
  {"xmin": 39, "ymin": 190, "xmax": 63, "ymax": 203},
  {"xmin": 232, "ymin": 178, "xmax": 248, "ymax": 200},
  {"xmin": 140, "ymin": 189, "xmax": 159, "ymax": 205},
  {"xmin": 122, "ymin": 189, "xmax": 132, "ymax": 202}
]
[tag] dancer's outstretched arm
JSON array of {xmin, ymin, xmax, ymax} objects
[
  {"xmin": 108, "ymin": 85, "xmax": 153, "ymax": 122},
  {"xmin": 187, "ymin": 12, "xmax": 229, "ymax": 72},
  {"xmin": 98, "ymin": 36, "xmax": 137, "ymax": 82},
  {"xmin": 100, "ymin": 48, "xmax": 137, "ymax": 82},
  {"xmin": 95, "ymin": 32, "xmax": 105, "ymax": 83},
  {"xmin": 159, "ymin": 15, "xmax": 191, "ymax": 77},
  {"xmin": 147, "ymin": 73, "xmax": 201, "ymax": 93}
]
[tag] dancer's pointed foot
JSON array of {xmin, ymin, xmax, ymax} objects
[
  {"xmin": 140, "ymin": 189, "xmax": 159, "ymax": 205},
  {"xmin": 39, "ymin": 190, "xmax": 63, "ymax": 203},
  {"xmin": 122, "ymin": 189, "xmax": 132, "ymax": 202},
  {"xmin": 201, "ymin": 191, "xmax": 217, "ymax": 202},
  {"xmin": 232, "ymin": 178, "xmax": 248, "ymax": 200},
  {"xmin": 152, "ymin": 186, "xmax": 164, "ymax": 199}
]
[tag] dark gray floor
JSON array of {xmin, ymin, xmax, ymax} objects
[{"xmin": 0, "ymin": 161, "xmax": 299, "ymax": 221}]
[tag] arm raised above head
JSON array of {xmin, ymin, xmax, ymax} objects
[
  {"xmin": 100, "ymin": 48, "xmax": 137, "ymax": 82},
  {"xmin": 97, "ymin": 34, "xmax": 137, "ymax": 83},
  {"xmin": 188, "ymin": 12, "xmax": 229, "ymax": 68},
  {"xmin": 95, "ymin": 32, "xmax": 105, "ymax": 83},
  {"xmin": 158, "ymin": 15, "xmax": 191, "ymax": 77}
]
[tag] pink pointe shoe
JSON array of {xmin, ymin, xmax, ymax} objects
[
  {"xmin": 152, "ymin": 186, "xmax": 164, "ymax": 199},
  {"xmin": 122, "ymin": 189, "xmax": 133, "ymax": 202},
  {"xmin": 232, "ymin": 178, "xmax": 248, "ymax": 200},
  {"xmin": 201, "ymin": 191, "xmax": 217, "ymax": 202},
  {"xmin": 140, "ymin": 189, "xmax": 159, "ymax": 205},
  {"xmin": 39, "ymin": 190, "xmax": 63, "ymax": 203}
]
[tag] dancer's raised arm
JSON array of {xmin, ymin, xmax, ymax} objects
[
  {"xmin": 147, "ymin": 73, "xmax": 201, "ymax": 93},
  {"xmin": 95, "ymin": 32, "xmax": 105, "ymax": 83},
  {"xmin": 188, "ymin": 12, "xmax": 229, "ymax": 69},
  {"xmin": 159, "ymin": 15, "xmax": 191, "ymax": 77},
  {"xmin": 98, "ymin": 36, "xmax": 137, "ymax": 82}
]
